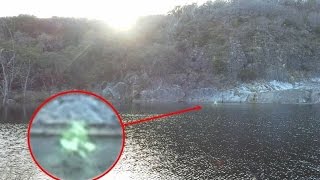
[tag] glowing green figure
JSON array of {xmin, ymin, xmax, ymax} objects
[{"xmin": 59, "ymin": 121, "xmax": 96, "ymax": 158}]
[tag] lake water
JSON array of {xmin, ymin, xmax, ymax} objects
[{"xmin": 1, "ymin": 103, "xmax": 320, "ymax": 179}]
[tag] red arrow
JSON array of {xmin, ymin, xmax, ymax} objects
[{"xmin": 124, "ymin": 105, "xmax": 202, "ymax": 127}]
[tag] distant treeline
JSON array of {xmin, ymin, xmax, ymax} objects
[{"xmin": 0, "ymin": 0, "xmax": 320, "ymax": 103}]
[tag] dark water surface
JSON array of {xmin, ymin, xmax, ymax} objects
[
  {"xmin": 0, "ymin": 105, "xmax": 35, "ymax": 123},
  {"xmin": 1, "ymin": 103, "xmax": 320, "ymax": 179}
]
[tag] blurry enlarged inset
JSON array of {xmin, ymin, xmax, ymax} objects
[{"xmin": 27, "ymin": 90, "xmax": 124, "ymax": 180}]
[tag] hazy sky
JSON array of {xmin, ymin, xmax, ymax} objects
[{"xmin": 0, "ymin": 0, "xmax": 207, "ymax": 29}]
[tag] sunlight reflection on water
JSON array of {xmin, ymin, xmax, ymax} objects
[
  {"xmin": 0, "ymin": 124, "xmax": 49, "ymax": 180},
  {"xmin": 1, "ymin": 104, "xmax": 320, "ymax": 179}
]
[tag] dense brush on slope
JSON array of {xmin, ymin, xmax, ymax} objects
[{"xmin": 0, "ymin": 0, "xmax": 319, "ymax": 94}]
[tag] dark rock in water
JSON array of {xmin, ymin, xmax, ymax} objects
[
  {"xmin": 186, "ymin": 88, "xmax": 217, "ymax": 102},
  {"xmin": 102, "ymin": 82, "xmax": 129, "ymax": 101},
  {"xmin": 139, "ymin": 85, "xmax": 185, "ymax": 102},
  {"xmin": 34, "ymin": 94, "xmax": 119, "ymax": 125}
]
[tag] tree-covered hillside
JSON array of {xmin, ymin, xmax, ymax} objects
[{"xmin": 0, "ymin": 0, "xmax": 320, "ymax": 103}]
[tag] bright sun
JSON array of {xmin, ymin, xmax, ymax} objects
[
  {"xmin": 105, "ymin": 16, "xmax": 138, "ymax": 31},
  {"xmin": 97, "ymin": 1, "xmax": 143, "ymax": 30},
  {"xmin": 0, "ymin": 0, "xmax": 207, "ymax": 31},
  {"xmin": 86, "ymin": 0, "xmax": 179, "ymax": 31}
]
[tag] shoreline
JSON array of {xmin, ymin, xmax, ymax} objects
[{"xmin": 4, "ymin": 79, "xmax": 320, "ymax": 105}]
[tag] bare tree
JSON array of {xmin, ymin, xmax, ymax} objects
[
  {"xmin": 0, "ymin": 20, "xmax": 19, "ymax": 105},
  {"xmin": 0, "ymin": 49, "xmax": 19, "ymax": 105},
  {"xmin": 22, "ymin": 59, "xmax": 32, "ymax": 101}
]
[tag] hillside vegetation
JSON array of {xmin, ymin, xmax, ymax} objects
[{"xmin": 0, "ymin": 0, "xmax": 320, "ymax": 103}]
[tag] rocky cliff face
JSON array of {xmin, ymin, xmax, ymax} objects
[
  {"xmin": 99, "ymin": 1, "xmax": 320, "ymax": 104},
  {"xmin": 187, "ymin": 80, "xmax": 320, "ymax": 104},
  {"xmin": 102, "ymin": 79, "xmax": 320, "ymax": 104}
]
